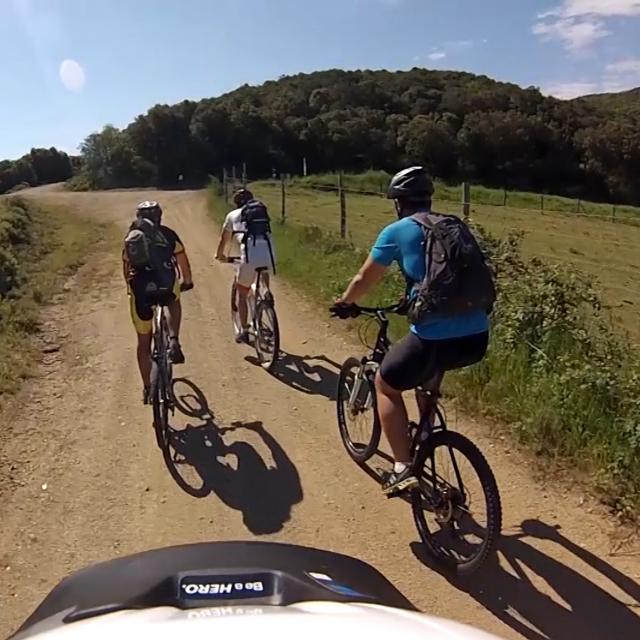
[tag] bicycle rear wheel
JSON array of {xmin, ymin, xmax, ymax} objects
[
  {"xmin": 411, "ymin": 430, "xmax": 502, "ymax": 575},
  {"xmin": 336, "ymin": 357, "xmax": 381, "ymax": 463},
  {"xmin": 254, "ymin": 298, "xmax": 280, "ymax": 371}
]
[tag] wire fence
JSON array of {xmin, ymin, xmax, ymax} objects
[{"xmin": 221, "ymin": 169, "xmax": 640, "ymax": 245}]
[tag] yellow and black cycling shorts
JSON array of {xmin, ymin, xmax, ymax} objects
[{"xmin": 128, "ymin": 274, "xmax": 181, "ymax": 336}]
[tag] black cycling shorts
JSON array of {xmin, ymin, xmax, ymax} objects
[{"xmin": 379, "ymin": 331, "xmax": 489, "ymax": 391}]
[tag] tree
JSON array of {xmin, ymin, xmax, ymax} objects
[
  {"xmin": 80, "ymin": 126, "xmax": 155, "ymax": 189},
  {"xmin": 399, "ymin": 116, "xmax": 458, "ymax": 179},
  {"xmin": 15, "ymin": 66, "xmax": 635, "ymax": 205}
]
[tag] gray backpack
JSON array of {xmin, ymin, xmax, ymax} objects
[
  {"xmin": 124, "ymin": 218, "xmax": 172, "ymax": 271},
  {"xmin": 408, "ymin": 212, "xmax": 496, "ymax": 323}
]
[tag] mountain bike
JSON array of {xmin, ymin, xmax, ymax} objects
[
  {"xmin": 225, "ymin": 258, "xmax": 280, "ymax": 371},
  {"xmin": 334, "ymin": 303, "xmax": 502, "ymax": 575},
  {"xmin": 149, "ymin": 282, "xmax": 194, "ymax": 481}
]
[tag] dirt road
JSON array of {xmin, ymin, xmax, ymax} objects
[{"xmin": 1, "ymin": 189, "xmax": 640, "ymax": 639}]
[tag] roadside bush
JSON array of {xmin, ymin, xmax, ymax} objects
[
  {"xmin": 452, "ymin": 229, "xmax": 640, "ymax": 514},
  {"xmin": 65, "ymin": 173, "xmax": 92, "ymax": 192}
]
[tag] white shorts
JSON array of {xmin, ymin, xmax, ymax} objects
[{"xmin": 234, "ymin": 261, "xmax": 272, "ymax": 288}]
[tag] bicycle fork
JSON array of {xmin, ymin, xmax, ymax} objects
[{"xmin": 348, "ymin": 361, "xmax": 378, "ymax": 412}]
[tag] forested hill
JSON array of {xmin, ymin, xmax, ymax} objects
[
  {"xmin": 0, "ymin": 147, "xmax": 73, "ymax": 195},
  {"xmin": 579, "ymin": 86, "xmax": 640, "ymax": 118},
  {"xmin": 12, "ymin": 68, "xmax": 640, "ymax": 205}
]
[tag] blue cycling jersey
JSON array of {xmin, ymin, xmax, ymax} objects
[{"xmin": 370, "ymin": 215, "xmax": 489, "ymax": 340}]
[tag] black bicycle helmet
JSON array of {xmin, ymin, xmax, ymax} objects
[
  {"xmin": 233, "ymin": 188, "xmax": 253, "ymax": 208},
  {"xmin": 387, "ymin": 166, "xmax": 434, "ymax": 201},
  {"xmin": 136, "ymin": 200, "xmax": 162, "ymax": 223}
]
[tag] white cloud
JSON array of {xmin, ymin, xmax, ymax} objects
[
  {"xmin": 427, "ymin": 51, "xmax": 446, "ymax": 60},
  {"xmin": 606, "ymin": 57, "xmax": 640, "ymax": 74},
  {"xmin": 543, "ymin": 81, "xmax": 600, "ymax": 98},
  {"xmin": 59, "ymin": 59, "xmax": 86, "ymax": 93},
  {"xmin": 533, "ymin": 0, "xmax": 640, "ymax": 52},
  {"xmin": 532, "ymin": 15, "xmax": 610, "ymax": 51},
  {"xmin": 543, "ymin": 55, "xmax": 640, "ymax": 99},
  {"xmin": 603, "ymin": 56, "xmax": 640, "ymax": 90},
  {"xmin": 561, "ymin": 0, "xmax": 640, "ymax": 17}
]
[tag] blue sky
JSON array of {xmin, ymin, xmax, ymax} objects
[{"xmin": 2, "ymin": 0, "xmax": 639, "ymax": 159}]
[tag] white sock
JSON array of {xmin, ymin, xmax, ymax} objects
[{"xmin": 394, "ymin": 462, "xmax": 410, "ymax": 474}]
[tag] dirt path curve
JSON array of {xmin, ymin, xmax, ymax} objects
[{"xmin": 1, "ymin": 189, "xmax": 640, "ymax": 640}]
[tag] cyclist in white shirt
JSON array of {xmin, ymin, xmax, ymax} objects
[{"xmin": 215, "ymin": 188, "xmax": 275, "ymax": 342}]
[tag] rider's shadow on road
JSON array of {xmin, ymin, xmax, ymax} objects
[
  {"xmin": 412, "ymin": 519, "xmax": 640, "ymax": 640},
  {"xmin": 169, "ymin": 378, "xmax": 303, "ymax": 535},
  {"xmin": 245, "ymin": 352, "xmax": 340, "ymax": 401}
]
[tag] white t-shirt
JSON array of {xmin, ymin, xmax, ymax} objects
[{"xmin": 223, "ymin": 207, "xmax": 275, "ymax": 266}]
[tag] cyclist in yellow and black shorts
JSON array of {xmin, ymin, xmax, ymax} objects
[{"xmin": 122, "ymin": 201, "xmax": 193, "ymax": 404}]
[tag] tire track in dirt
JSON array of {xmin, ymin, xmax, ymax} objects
[{"xmin": 1, "ymin": 189, "xmax": 639, "ymax": 639}]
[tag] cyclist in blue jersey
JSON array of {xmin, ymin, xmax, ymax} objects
[{"xmin": 333, "ymin": 167, "xmax": 489, "ymax": 495}]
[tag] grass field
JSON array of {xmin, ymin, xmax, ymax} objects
[{"xmin": 251, "ymin": 181, "xmax": 640, "ymax": 339}]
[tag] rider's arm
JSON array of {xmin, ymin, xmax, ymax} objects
[
  {"xmin": 339, "ymin": 223, "xmax": 396, "ymax": 304},
  {"xmin": 176, "ymin": 250, "xmax": 193, "ymax": 285},
  {"xmin": 215, "ymin": 228, "xmax": 232, "ymax": 261},
  {"xmin": 339, "ymin": 256, "xmax": 387, "ymax": 304},
  {"xmin": 122, "ymin": 249, "xmax": 130, "ymax": 285}
]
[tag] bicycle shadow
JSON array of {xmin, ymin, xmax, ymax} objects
[
  {"xmin": 245, "ymin": 352, "xmax": 340, "ymax": 401},
  {"xmin": 411, "ymin": 519, "xmax": 640, "ymax": 639},
  {"xmin": 168, "ymin": 378, "xmax": 304, "ymax": 535}
]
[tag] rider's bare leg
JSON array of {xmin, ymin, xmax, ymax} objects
[
  {"xmin": 375, "ymin": 371, "xmax": 411, "ymax": 464},
  {"xmin": 136, "ymin": 332, "xmax": 153, "ymax": 389},
  {"xmin": 236, "ymin": 283, "xmax": 250, "ymax": 329},
  {"xmin": 165, "ymin": 299, "xmax": 182, "ymax": 339}
]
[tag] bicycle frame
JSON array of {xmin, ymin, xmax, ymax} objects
[{"xmin": 352, "ymin": 308, "xmax": 447, "ymax": 446}]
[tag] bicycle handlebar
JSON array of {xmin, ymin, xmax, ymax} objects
[
  {"xmin": 355, "ymin": 303, "xmax": 405, "ymax": 314},
  {"xmin": 330, "ymin": 302, "xmax": 406, "ymax": 319}
]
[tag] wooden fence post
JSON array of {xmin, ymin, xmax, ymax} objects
[
  {"xmin": 223, "ymin": 168, "xmax": 228, "ymax": 202},
  {"xmin": 462, "ymin": 182, "xmax": 470, "ymax": 220},
  {"xmin": 612, "ymin": 205, "xmax": 616, "ymax": 223},
  {"xmin": 576, "ymin": 199, "xmax": 581, "ymax": 213},
  {"xmin": 281, "ymin": 174, "xmax": 286, "ymax": 223},
  {"xmin": 503, "ymin": 189, "xmax": 507, "ymax": 207},
  {"xmin": 241, "ymin": 162, "xmax": 247, "ymax": 187},
  {"xmin": 540, "ymin": 194, "xmax": 544, "ymax": 212},
  {"xmin": 338, "ymin": 171, "xmax": 347, "ymax": 238}
]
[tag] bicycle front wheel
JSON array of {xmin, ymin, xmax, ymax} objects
[
  {"xmin": 336, "ymin": 357, "xmax": 381, "ymax": 464},
  {"xmin": 411, "ymin": 430, "xmax": 502, "ymax": 575},
  {"xmin": 254, "ymin": 299, "xmax": 280, "ymax": 371}
]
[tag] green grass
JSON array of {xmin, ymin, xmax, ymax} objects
[
  {"xmin": 209, "ymin": 181, "xmax": 640, "ymax": 517},
  {"xmin": 0, "ymin": 197, "xmax": 98, "ymax": 403},
  {"xmin": 251, "ymin": 180, "xmax": 640, "ymax": 339}
]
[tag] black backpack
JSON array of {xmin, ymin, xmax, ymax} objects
[
  {"xmin": 408, "ymin": 212, "xmax": 496, "ymax": 323},
  {"xmin": 124, "ymin": 218, "xmax": 174, "ymax": 273},
  {"xmin": 240, "ymin": 199, "xmax": 276, "ymax": 273}
]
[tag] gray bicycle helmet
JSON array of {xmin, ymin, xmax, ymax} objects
[
  {"xmin": 136, "ymin": 200, "xmax": 162, "ymax": 223},
  {"xmin": 387, "ymin": 166, "xmax": 434, "ymax": 201}
]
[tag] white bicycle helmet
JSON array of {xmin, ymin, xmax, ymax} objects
[{"xmin": 10, "ymin": 542, "xmax": 504, "ymax": 640}]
